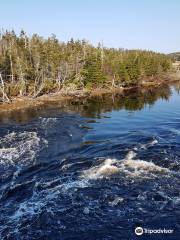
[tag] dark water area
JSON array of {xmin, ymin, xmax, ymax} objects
[{"xmin": 0, "ymin": 83, "xmax": 180, "ymax": 240}]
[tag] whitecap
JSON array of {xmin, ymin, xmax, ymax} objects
[
  {"xmin": 109, "ymin": 197, "xmax": 124, "ymax": 207},
  {"xmin": 81, "ymin": 158, "xmax": 119, "ymax": 179},
  {"xmin": 81, "ymin": 150, "xmax": 169, "ymax": 180},
  {"xmin": 9, "ymin": 178, "xmax": 89, "ymax": 224},
  {"xmin": 0, "ymin": 131, "xmax": 48, "ymax": 167},
  {"xmin": 39, "ymin": 117, "xmax": 58, "ymax": 128},
  {"xmin": 139, "ymin": 139, "xmax": 158, "ymax": 150}
]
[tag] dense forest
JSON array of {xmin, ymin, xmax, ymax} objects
[{"xmin": 0, "ymin": 30, "xmax": 172, "ymax": 102}]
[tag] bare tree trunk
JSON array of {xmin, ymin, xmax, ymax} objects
[
  {"xmin": 33, "ymin": 70, "xmax": 44, "ymax": 98},
  {"xmin": 17, "ymin": 57, "xmax": 26, "ymax": 96},
  {"xmin": 101, "ymin": 41, "xmax": 104, "ymax": 69},
  {"xmin": 111, "ymin": 74, "xmax": 117, "ymax": 88},
  {"xmin": 9, "ymin": 38, "xmax": 14, "ymax": 83},
  {"xmin": 9, "ymin": 53, "xmax": 14, "ymax": 83},
  {"xmin": 56, "ymin": 61, "xmax": 69, "ymax": 90},
  {"xmin": 83, "ymin": 43, "xmax": 86, "ymax": 63},
  {"xmin": 0, "ymin": 73, "xmax": 11, "ymax": 103}
]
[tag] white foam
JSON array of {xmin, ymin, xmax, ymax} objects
[
  {"xmin": 10, "ymin": 178, "xmax": 89, "ymax": 223},
  {"xmin": 81, "ymin": 150, "xmax": 169, "ymax": 180},
  {"xmin": 109, "ymin": 197, "xmax": 124, "ymax": 206},
  {"xmin": 121, "ymin": 150, "xmax": 169, "ymax": 177},
  {"xmin": 139, "ymin": 139, "xmax": 158, "ymax": 150},
  {"xmin": 121, "ymin": 159, "xmax": 168, "ymax": 177},
  {"xmin": 0, "ymin": 176, "xmax": 83, "ymax": 236},
  {"xmin": 0, "ymin": 131, "xmax": 48, "ymax": 167},
  {"xmin": 81, "ymin": 158, "xmax": 119, "ymax": 179},
  {"xmin": 125, "ymin": 150, "xmax": 137, "ymax": 160},
  {"xmin": 39, "ymin": 117, "xmax": 57, "ymax": 128}
]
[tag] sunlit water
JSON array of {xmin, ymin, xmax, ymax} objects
[{"xmin": 0, "ymin": 83, "xmax": 180, "ymax": 240}]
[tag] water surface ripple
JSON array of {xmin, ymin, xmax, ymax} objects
[{"xmin": 0, "ymin": 83, "xmax": 180, "ymax": 239}]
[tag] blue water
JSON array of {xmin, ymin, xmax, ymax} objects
[{"xmin": 0, "ymin": 83, "xmax": 180, "ymax": 239}]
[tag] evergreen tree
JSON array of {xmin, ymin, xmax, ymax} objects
[
  {"xmin": 82, "ymin": 55, "xmax": 106, "ymax": 88},
  {"xmin": 0, "ymin": 30, "xmax": 173, "ymax": 101}
]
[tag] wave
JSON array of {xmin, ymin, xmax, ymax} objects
[
  {"xmin": 39, "ymin": 117, "xmax": 58, "ymax": 126},
  {"xmin": 133, "ymin": 138, "xmax": 158, "ymax": 151},
  {"xmin": 0, "ymin": 131, "xmax": 48, "ymax": 167},
  {"xmin": 81, "ymin": 150, "xmax": 169, "ymax": 180},
  {"xmin": 2, "ymin": 178, "xmax": 89, "ymax": 232},
  {"xmin": 81, "ymin": 158, "xmax": 119, "ymax": 179}
]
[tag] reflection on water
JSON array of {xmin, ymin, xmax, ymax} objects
[
  {"xmin": 0, "ymin": 82, "xmax": 178, "ymax": 123},
  {"xmin": 76, "ymin": 84, "xmax": 173, "ymax": 118},
  {"xmin": 0, "ymin": 82, "xmax": 180, "ymax": 239}
]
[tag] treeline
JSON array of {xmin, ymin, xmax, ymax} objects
[
  {"xmin": 0, "ymin": 30, "xmax": 172, "ymax": 102},
  {"xmin": 169, "ymin": 52, "xmax": 180, "ymax": 61}
]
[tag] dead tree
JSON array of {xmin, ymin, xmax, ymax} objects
[
  {"xmin": 33, "ymin": 70, "xmax": 45, "ymax": 98},
  {"xmin": 101, "ymin": 41, "xmax": 104, "ymax": 69},
  {"xmin": 56, "ymin": 61, "xmax": 69, "ymax": 90},
  {"xmin": 9, "ymin": 40, "xmax": 14, "ymax": 83},
  {"xmin": 0, "ymin": 73, "xmax": 11, "ymax": 103},
  {"xmin": 17, "ymin": 57, "xmax": 26, "ymax": 96},
  {"xmin": 111, "ymin": 74, "xmax": 119, "ymax": 88}
]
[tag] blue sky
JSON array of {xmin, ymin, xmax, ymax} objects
[{"xmin": 0, "ymin": 0, "xmax": 179, "ymax": 53}]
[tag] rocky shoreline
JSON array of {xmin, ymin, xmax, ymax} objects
[{"xmin": 0, "ymin": 74, "xmax": 180, "ymax": 115}]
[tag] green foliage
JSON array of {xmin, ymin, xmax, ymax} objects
[
  {"xmin": 0, "ymin": 30, "xmax": 172, "ymax": 98},
  {"xmin": 117, "ymin": 63, "xmax": 130, "ymax": 86},
  {"xmin": 82, "ymin": 56, "xmax": 106, "ymax": 88}
]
